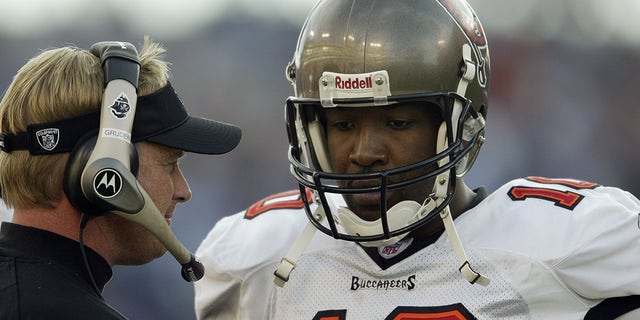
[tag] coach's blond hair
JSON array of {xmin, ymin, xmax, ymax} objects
[{"xmin": 0, "ymin": 37, "xmax": 169, "ymax": 209}]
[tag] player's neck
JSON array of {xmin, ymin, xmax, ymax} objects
[
  {"xmin": 449, "ymin": 179, "xmax": 476, "ymax": 220},
  {"xmin": 409, "ymin": 179, "xmax": 476, "ymax": 239}
]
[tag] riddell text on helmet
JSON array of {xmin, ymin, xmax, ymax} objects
[{"xmin": 335, "ymin": 75, "xmax": 372, "ymax": 90}]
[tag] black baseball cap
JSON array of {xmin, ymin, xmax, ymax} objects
[{"xmin": 0, "ymin": 82, "xmax": 242, "ymax": 155}]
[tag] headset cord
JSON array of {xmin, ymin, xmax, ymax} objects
[{"xmin": 79, "ymin": 212, "xmax": 103, "ymax": 299}]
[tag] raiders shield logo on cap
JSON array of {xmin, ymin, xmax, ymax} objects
[{"xmin": 36, "ymin": 128, "xmax": 60, "ymax": 151}]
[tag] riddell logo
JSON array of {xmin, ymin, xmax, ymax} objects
[{"xmin": 335, "ymin": 75, "xmax": 372, "ymax": 90}]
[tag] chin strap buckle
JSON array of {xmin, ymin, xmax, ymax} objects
[
  {"xmin": 459, "ymin": 260, "xmax": 490, "ymax": 286},
  {"xmin": 440, "ymin": 206, "xmax": 490, "ymax": 286},
  {"xmin": 274, "ymin": 257, "xmax": 296, "ymax": 287},
  {"xmin": 273, "ymin": 206, "xmax": 324, "ymax": 287}
]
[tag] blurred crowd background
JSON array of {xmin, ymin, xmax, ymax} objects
[{"xmin": 1, "ymin": 0, "xmax": 640, "ymax": 319}]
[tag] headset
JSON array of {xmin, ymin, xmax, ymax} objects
[{"xmin": 63, "ymin": 41, "xmax": 204, "ymax": 282}]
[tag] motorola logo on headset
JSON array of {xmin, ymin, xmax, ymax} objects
[{"xmin": 93, "ymin": 168, "xmax": 123, "ymax": 198}]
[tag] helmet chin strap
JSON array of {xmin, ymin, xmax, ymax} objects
[
  {"xmin": 434, "ymin": 123, "xmax": 489, "ymax": 286},
  {"xmin": 434, "ymin": 145, "xmax": 489, "ymax": 287},
  {"xmin": 336, "ymin": 199, "xmax": 434, "ymax": 248}
]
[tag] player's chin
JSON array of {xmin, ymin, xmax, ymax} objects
[
  {"xmin": 344, "ymin": 201, "xmax": 382, "ymax": 222},
  {"xmin": 345, "ymin": 192, "xmax": 406, "ymax": 221}
]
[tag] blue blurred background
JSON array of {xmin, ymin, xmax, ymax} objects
[{"xmin": 2, "ymin": 0, "xmax": 640, "ymax": 319}]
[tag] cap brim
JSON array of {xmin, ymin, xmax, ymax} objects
[{"xmin": 146, "ymin": 116, "xmax": 242, "ymax": 155}]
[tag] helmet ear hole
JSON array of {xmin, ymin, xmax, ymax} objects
[{"xmin": 285, "ymin": 59, "xmax": 296, "ymax": 84}]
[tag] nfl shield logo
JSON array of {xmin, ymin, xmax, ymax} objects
[
  {"xmin": 36, "ymin": 128, "xmax": 60, "ymax": 151},
  {"xmin": 381, "ymin": 243, "xmax": 401, "ymax": 255},
  {"xmin": 378, "ymin": 237, "xmax": 414, "ymax": 259}
]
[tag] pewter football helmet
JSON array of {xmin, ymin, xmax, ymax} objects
[{"xmin": 285, "ymin": 0, "xmax": 490, "ymax": 246}]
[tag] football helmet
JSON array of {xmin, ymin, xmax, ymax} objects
[{"xmin": 285, "ymin": 0, "xmax": 490, "ymax": 246}]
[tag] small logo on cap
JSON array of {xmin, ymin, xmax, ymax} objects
[
  {"xmin": 35, "ymin": 128, "xmax": 60, "ymax": 151},
  {"xmin": 110, "ymin": 93, "xmax": 131, "ymax": 119},
  {"xmin": 93, "ymin": 168, "xmax": 122, "ymax": 198}
]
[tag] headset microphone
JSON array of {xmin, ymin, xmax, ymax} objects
[{"xmin": 66, "ymin": 41, "xmax": 204, "ymax": 282}]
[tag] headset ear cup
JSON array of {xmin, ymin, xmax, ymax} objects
[
  {"xmin": 63, "ymin": 132, "xmax": 139, "ymax": 215},
  {"xmin": 63, "ymin": 133, "xmax": 98, "ymax": 215}
]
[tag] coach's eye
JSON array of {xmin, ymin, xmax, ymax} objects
[{"xmin": 164, "ymin": 160, "xmax": 180, "ymax": 174}]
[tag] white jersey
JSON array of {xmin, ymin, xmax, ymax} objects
[{"xmin": 194, "ymin": 178, "xmax": 640, "ymax": 320}]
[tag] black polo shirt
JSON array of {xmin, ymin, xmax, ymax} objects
[{"xmin": 0, "ymin": 222, "xmax": 126, "ymax": 319}]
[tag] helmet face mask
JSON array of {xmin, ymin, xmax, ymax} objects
[
  {"xmin": 287, "ymin": 91, "xmax": 484, "ymax": 246},
  {"xmin": 286, "ymin": 0, "xmax": 489, "ymax": 246}
]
